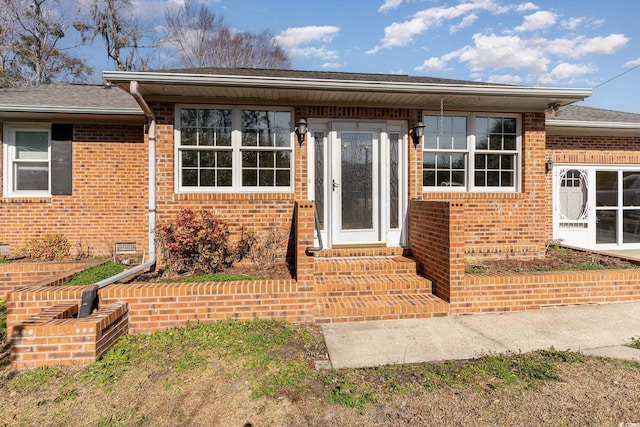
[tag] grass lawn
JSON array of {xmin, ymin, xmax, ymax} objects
[{"xmin": 1, "ymin": 311, "xmax": 639, "ymax": 426}]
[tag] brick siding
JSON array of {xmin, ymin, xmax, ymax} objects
[{"xmin": 0, "ymin": 123, "xmax": 148, "ymax": 256}]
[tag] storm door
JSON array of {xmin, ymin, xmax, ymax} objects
[{"xmin": 331, "ymin": 125, "xmax": 380, "ymax": 245}]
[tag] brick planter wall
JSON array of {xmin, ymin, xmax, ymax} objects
[
  {"xmin": 454, "ymin": 270, "xmax": 640, "ymax": 314},
  {"xmin": 10, "ymin": 302, "xmax": 128, "ymax": 370},
  {"xmin": 0, "ymin": 260, "xmax": 103, "ymax": 299},
  {"xmin": 7, "ymin": 279, "xmax": 312, "ymax": 335}
]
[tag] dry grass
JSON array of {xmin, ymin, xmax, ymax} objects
[{"xmin": 1, "ymin": 315, "xmax": 640, "ymax": 426}]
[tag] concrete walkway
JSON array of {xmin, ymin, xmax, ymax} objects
[{"xmin": 321, "ymin": 302, "xmax": 640, "ymax": 369}]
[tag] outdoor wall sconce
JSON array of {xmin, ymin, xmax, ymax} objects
[
  {"xmin": 296, "ymin": 118, "xmax": 307, "ymax": 146},
  {"xmin": 411, "ymin": 121, "xmax": 425, "ymax": 149},
  {"xmin": 545, "ymin": 158, "xmax": 554, "ymax": 173}
]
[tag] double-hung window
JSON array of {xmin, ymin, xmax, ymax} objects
[
  {"xmin": 3, "ymin": 124, "xmax": 51, "ymax": 196},
  {"xmin": 176, "ymin": 107, "xmax": 293, "ymax": 192},
  {"xmin": 422, "ymin": 113, "xmax": 520, "ymax": 192}
]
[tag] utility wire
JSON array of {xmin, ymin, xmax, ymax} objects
[{"xmin": 593, "ymin": 63, "xmax": 640, "ymax": 90}]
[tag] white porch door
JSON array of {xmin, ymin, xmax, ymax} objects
[{"xmin": 331, "ymin": 126, "xmax": 380, "ymax": 245}]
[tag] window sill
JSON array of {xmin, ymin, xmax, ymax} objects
[
  {"xmin": 422, "ymin": 192, "xmax": 525, "ymax": 200},
  {"xmin": 1, "ymin": 196, "xmax": 52, "ymax": 204},
  {"xmin": 173, "ymin": 192, "xmax": 295, "ymax": 201}
]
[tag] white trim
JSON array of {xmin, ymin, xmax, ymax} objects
[
  {"xmin": 174, "ymin": 104, "xmax": 295, "ymax": 194},
  {"xmin": 546, "ymin": 119, "xmax": 640, "ymax": 129},
  {"xmin": 2, "ymin": 123, "xmax": 51, "ymax": 198},
  {"xmin": 104, "ymin": 70, "xmax": 592, "ymax": 100}
]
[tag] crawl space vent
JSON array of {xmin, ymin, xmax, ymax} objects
[
  {"xmin": 0, "ymin": 245, "xmax": 9, "ymax": 255},
  {"xmin": 114, "ymin": 242, "xmax": 136, "ymax": 255}
]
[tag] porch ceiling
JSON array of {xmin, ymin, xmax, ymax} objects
[{"xmin": 104, "ymin": 70, "xmax": 592, "ymax": 113}]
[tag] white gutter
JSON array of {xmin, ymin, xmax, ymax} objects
[
  {"xmin": 546, "ymin": 119, "xmax": 640, "ymax": 129},
  {"xmin": 92, "ymin": 80, "xmax": 157, "ymax": 289},
  {"xmin": 103, "ymin": 70, "xmax": 592, "ymax": 100},
  {"xmin": 0, "ymin": 105, "xmax": 143, "ymax": 115}
]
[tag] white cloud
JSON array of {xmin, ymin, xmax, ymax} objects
[
  {"xmin": 379, "ymin": 0, "xmax": 403, "ymax": 13},
  {"xmin": 486, "ymin": 74, "xmax": 523, "ymax": 84},
  {"xmin": 514, "ymin": 11, "xmax": 557, "ymax": 32},
  {"xmin": 561, "ymin": 17, "xmax": 583, "ymax": 30},
  {"xmin": 274, "ymin": 26, "xmax": 341, "ymax": 59},
  {"xmin": 624, "ymin": 58, "xmax": 640, "ymax": 67},
  {"xmin": 538, "ymin": 62, "xmax": 596, "ymax": 84},
  {"xmin": 414, "ymin": 57, "xmax": 449, "ymax": 73},
  {"xmin": 368, "ymin": 0, "xmax": 512, "ymax": 53},
  {"xmin": 515, "ymin": 2, "xmax": 539, "ymax": 12},
  {"xmin": 547, "ymin": 34, "xmax": 629, "ymax": 59},
  {"xmin": 450, "ymin": 14, "xmax": 478, "ymax": 33},
  {"xmin": 321, "ymin": 62, "xmax": 341, "ymax": 69},
  {"xmin": 454, "ymin": 33, "xmax": 550, "ymax": 74}
]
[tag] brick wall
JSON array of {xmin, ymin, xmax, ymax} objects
[
  {"xmin": 0, "ymin": 260, "xmax": 102, "ymax": 299},
  {"xmin": 10, "ymin": 302, "xmax": 128, "ymax": 370},
  {"xmin": 423, "ymin": 113, "xmax": 548, "ymax": 260},
  {"xmin": 0, "ymin": 123, "xmax": 148, "ymax": 256},
  {"xmin": 455, "ymin": 270, "xmax": 640, "ymax": 314},
  {"xmin": 6, "ymin": 278, "xmax": 313, "ymax": 335},
  {"xmin": 408, "ymin": 200, "xmax": 465, "ymax": 302}
]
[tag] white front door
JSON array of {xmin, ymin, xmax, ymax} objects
[{"xmin": 331, "ymin": 125, "xmax": 381, "ymax": 245}]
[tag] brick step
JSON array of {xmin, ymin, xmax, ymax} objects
[
  {"xmin": 314, "ymin": 256, "xmax": 417, "ymax": 276},
  {"xmin": 314, "ymin": 293, "xmax": 449, "ymax": 323},
  {"xmin": 314, "ymin": 247, "xmax": 409, "ymax": 258},
  {"xmin": 312, "ymin": 273, "xmax": 432, "ymax": 296}
]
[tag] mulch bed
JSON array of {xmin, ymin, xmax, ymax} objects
[{"xmin": 466, "ymin": 246, "xmax": 640, "ymax": 274}]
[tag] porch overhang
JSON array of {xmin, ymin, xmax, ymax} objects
[{"xmin": 103, "ymin": 70, "xmax": 592, "ymax": 113}]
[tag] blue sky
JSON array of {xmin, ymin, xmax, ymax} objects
[{"xmin": 76, "ymin": 0, "xmax": 640, "ymax": 114}]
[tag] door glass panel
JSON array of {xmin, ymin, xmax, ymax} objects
[
  {"xmin": 596, "ymin": 171, "xmax": 618, "ymax": 207},
  {"xmin": 559, "ymin": 169, "xmax": 588, "ymax": 223},
  {"xmin": 622, "ymin": 172, "xmax": 640, "ymax": 207},
  {"xmin": 389, "ymin": 133, "xmax": 399, "ymax": 229},
  {"xmin": 596, "ymin": 210, "xmax": 617, "ymax": 244},
  {"xmin": 623, "ymin": 210, "xmax": 640, "ymax": 243},
  {"xmin": 314, "ymin": 131, "xmax": 325, "ymax": 230},
  {"xmin": 341, "ymin": 132, "xmax": 373, "ymax": 230}
]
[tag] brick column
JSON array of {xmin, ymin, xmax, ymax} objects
[
  {"xmin": 295, "ymin": 201, "xmax": 315, "ymax": 287},
  {"xmin": 409, "ymin": 200, "xmax": 465, "ymax": 302}
]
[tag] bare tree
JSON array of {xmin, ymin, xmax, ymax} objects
[
  {"xmin": 1, "ymin": 0, "xmax": 91, "ymax": 86},
  {"xmin": 164, "ymin": 1, "xmax": 290, "ymax": 69},
  {"xmin": 74, "ymin": 0, "xmax": 154, "ymax": 71}
]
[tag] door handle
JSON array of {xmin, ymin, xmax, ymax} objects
[{"xmin": 332, "ymin": 179, "xmax": 339, "ymax": 191}]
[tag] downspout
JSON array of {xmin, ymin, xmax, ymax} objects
[{"xmin": 79, "ymin": 81, "xmax": 157, "ymax": 316}]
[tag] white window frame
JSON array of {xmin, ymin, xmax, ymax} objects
[
  {"xmin": 422, "ymin": 112, "xmax": 521, "ymax": 193},
  {"xmin": 174, "ymin": 105, "xmax": 295, "ymax": 193},
  {"xmin": 2, "ymin": 123, "xmax": 51, "ymax": 197}
]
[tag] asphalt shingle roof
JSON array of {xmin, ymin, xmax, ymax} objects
[
  {"xmin": 552, "ymin": 104, "xmax": 640, "ymax": 124},
  {"xmin": 158, "ymin": 67, "xmax": 497, "ymax": 86},
  {"xmin": 0, "ymin": 83, "xmax": 142, "ymax": 113}
]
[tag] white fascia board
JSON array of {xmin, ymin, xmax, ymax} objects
[
  {"xmin": 0, "ymin": 104, "xmax": 143, "ymax": 115},
  {"xmin": 103, "ymin": 70, "xmax": 592, "ymax": 100},
  {"xmin": 546, "ymin": 119, "xmax": 640, "ymax": 129}
]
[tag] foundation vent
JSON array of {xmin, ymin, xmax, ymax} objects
[
  {"xmin": 0, "ymin": 245, "xmax": 9, "ymax": 255},
  {"xmin": 114, "ymin": 242, "xmax": 136, "ymax": 255}
]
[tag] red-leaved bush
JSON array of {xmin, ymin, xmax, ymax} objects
[{"xmin": 156, "ymin": 209, "xmax": 230, "ymax": 276}]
